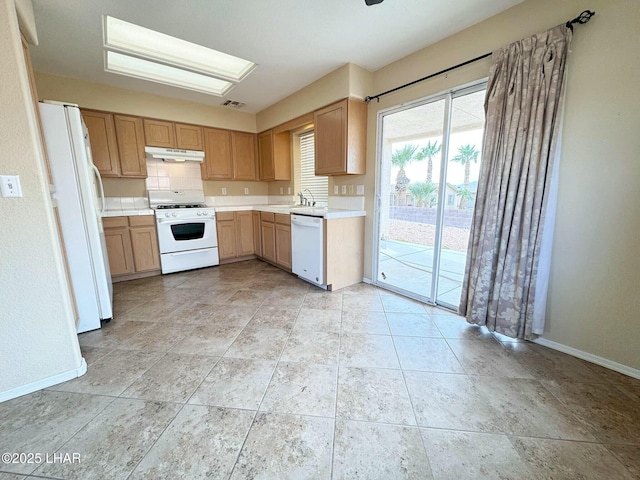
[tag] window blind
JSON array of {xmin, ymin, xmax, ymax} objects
[{"xmin": 297, "ymin": 131, "xmax": 328, "ymax": 205}]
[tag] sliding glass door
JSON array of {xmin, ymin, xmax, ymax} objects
[{"xmin": 374, "ymin": 83, "xmax": 486, "ymax": 309}]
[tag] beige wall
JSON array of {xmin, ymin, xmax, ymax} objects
[
  {"xmin": 0, "ymin": 0, "xmax": 82, "ymax": 396},
  {"xmin": 35, "ymin": 72, "xmax": 257, "ymax": 132},
  {"xmin": 203, "ymin": 180, "xmax": 268, "ymax": 197},
  {"xmin": 363, "ymin": 0, "xmax": 640, "ymax": 370}
]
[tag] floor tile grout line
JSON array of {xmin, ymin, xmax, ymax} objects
[
  {"xmin": 225, "ymin": 288, "xmax": 307, "ymax": 480},
  {"xmin": 123, "ymin": 357, "xmax": 222, "ymax": 479},
  {"xmin": 386, "ymin": 313, "xmax": 436, "ymax": 477},
  {"xmin": 329, "ymin": 292, "xmax": 344, "ymax": 480}
]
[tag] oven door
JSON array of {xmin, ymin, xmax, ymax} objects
[{"xmin": 156, "ymin": 217, "xmax": 218, "ymax": 254}]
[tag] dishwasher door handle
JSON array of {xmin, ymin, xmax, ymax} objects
[{"xmin": 292, "ymin": 218, "xmax": 321, "ymax": 227}]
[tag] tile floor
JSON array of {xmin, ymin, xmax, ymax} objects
[{"xmin": 1, "ymin": 259, "xmax": 639, "ymax": 479}]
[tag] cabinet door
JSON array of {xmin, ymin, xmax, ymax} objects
[
  {"xmin": 143, "ymin": 119, "xmax": 176, "ymax": 148},
  {"xmin": 252, "ymin": 211, "xmax": 262, "ymax": 257},
  {"xmin": 261, "ymin": 221, "xmax": 276, "ymax": 263},
  {"xmin": 314, "ymin": 100, "xmax": 347, "ymax": 175},
  {"xmin": 104, "ymin": 227, "xmax": 135, "ymax": 276},
  {"xmin": 129, "ymin": 226, "xmax": 161, "ymax": 272},
  {"xmin": 275, "ymin": 224, "xmax": 292, "ymax": 270},
  {"xmin": 202, "ymin": 127, "xmax": 233, "ymax": 180},
  {"xmin": 82, "ymin": 110, "xmax": 120, "ymax": 176},
  {"xmin": 232, "ymin": 132, "xmax": 257, "ymax": 180},
  {"xmin": 258, "ymin": 131, "xmax": 274, "ymax": 181},
  {"xmin": 235, "ymin": 211, "xmax": 254, "ymax": 256},
  {"xmin": 217, "ymin": 220, "xmax": 238, "ymax": 260},
  {"xmin": 114, "ymin": 115, "xmax": 147, "ymax": 177},
  {"xmin": 176, "ymin": 123, "xmax": 203, "ymax": 150}
]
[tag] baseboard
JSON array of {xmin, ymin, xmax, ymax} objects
[
  {"xmin": 362, "ymin": 277, "xmax": 372, "ymax": 284},
  {"xmin": 0, "ymin": 359, "xmax": 87, "ymax": 403},
  {"xmin": 534, "ymin": 337, "xmax": 640, "ymax": 380}
]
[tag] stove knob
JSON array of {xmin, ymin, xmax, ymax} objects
[
  {"xmin": 165, "ymin": 212, "xmax": 170, "ymax": 218},
  {"xmin": 171, "ymin": 212, "xmax": 177, "ymax": 218},
  {"xmin": 197, "ymin": 211, "xmax": 202, "ymax": 216},
  {"xmin": 203, "ymin": 211, "xmax": 209, "ymax": 216}
]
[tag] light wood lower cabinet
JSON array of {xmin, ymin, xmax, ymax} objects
[
  {"xmin": 216, "ymin": 211, "xmax": 255, "ymax": 261},
  {"xmin": 258, "ymin": 212, "xmax": 291, "ymax": 271},
  {"xmin": 252, "ymin": 211, "xmax": 262, "ymax": 257},
  {"xmin": 103, "ymin": 215, "xmax": 160, "ymax": 281}
]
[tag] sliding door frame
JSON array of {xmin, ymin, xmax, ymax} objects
[{"xmin": 372, "ymin": 79, "xmax": 488, "ymax": 308}]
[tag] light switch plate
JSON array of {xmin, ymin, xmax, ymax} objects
[
  {"xmin": 279, "ymin": 187, "xmax": 284, "ymax": 194},
  {"xmin": 341, "ymin": 185, "xmax": 347, "ymax": 195},
  {"xmin": 334, "ymin": 185, "xmax": 339, "ymax": 195},
  {"xmin": 221, "ymin": 187, "xmax": 227, "ymax": 195},
  {"xmin": 348, "ymin": 184, "xmax": 354, "ymax": 195},
  {"xmin": 357, "ymin": 184, "xmax": 365, "ymax": 195},
  {"xmin": 287, "ymin": 187, "xmax": 291, "ymax": 194},
  {"xmin": 244, "ymin": 187, "xmax": 249, "ymax": 195},
  {"xmin": 0, "ymin": 175, "xmax": 22, "ymax": 198}
]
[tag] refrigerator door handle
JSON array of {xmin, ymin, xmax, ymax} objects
[{"xmin": 91, "ymin": 163, "xmax": 106, "ymax": 216}]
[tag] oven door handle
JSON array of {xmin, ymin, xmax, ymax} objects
[{"xmin": 157, "ymin": 218, "xmax": 214, "ymax": 225}]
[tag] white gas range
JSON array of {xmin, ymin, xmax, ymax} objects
[{"xmin": 148, "ymin": 190, "xmax": 219, "ymax": 274}]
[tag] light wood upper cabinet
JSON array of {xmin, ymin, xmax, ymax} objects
[
  {"xmin": 113, "ymin": 115, "xmax": 147, "ymax": 177},
  {"xmin": 314, "ymin": 98, "xmax": 367, "ymax": 175},
  {"xmin": 232, "ymin": 132, "xmax": 257, "ymax": 180},
  {"xmin": 176, "ymin": 123, "xmax": 203, "ymax": 150},
  {"xmin": 82, "ymin": 110, "xmax": 120, "ymax": 177},
  {"xmin": 258, "ymin": 130, "xmax": 291, "ymax": 181},
  {"xmin": 202, "ymin": 127, "xmax": 233, "ymax": 180},
  {"xmin": 143, "ymin": 118, "xmax": 176, "ymax": 148}
]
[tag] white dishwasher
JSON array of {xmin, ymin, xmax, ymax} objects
[{"xmin": 291, "ymin": 214, "xmax": 324, "ymax": 286}]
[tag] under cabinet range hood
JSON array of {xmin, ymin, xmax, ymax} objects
[{"xmin": 144, "ymin": 146, "xmax": 204, "ymax": 162}]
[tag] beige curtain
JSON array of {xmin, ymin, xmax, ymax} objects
[{"xmin": 459, "ymin": 25, "xmax": 572, "ymax": 339}]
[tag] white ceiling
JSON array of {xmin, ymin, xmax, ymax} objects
[{"xmin": 30, "ymin": 0, "xmax": 523, "ymax": 113}]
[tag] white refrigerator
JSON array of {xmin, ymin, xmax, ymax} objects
[{"xmin": 39, "ymin": 101, "xmax": 113, "ymax": 333}]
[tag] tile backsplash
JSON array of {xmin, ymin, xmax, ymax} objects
[{"xmin": 145, "ymin": 159, "xmax": 203, "ymax": 191}]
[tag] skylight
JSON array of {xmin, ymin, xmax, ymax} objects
[
  {"xmin": 105, "ymin": 51, "xmax": 234, "ymax": 96},
  {"xmin": 102, "ymin": 16, "xmax": 256, "ymax": 97}
]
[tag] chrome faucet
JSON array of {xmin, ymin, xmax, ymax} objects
[
  {"xmin": 298, "ymin": 191, "xmax": 306, "ymax": 206},
  {"xmin": 304, "ymin": 188, "xmax": 316, "ymax": 207}
]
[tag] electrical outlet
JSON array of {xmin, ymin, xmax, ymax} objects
[
  {"xmin": 244, "ymin": 187, "xmax": 249, "ymax": 195},
  {"xmin": 357, "ymin": 184, "xmax": 364, "ymax": 195},
  {"xmin": 279, "ymin": 187, "xmax": 284, "ymax": 194},
  {"xmin": 341, "ymin": 185, "xmax": 347, "ymax": 195},
  {"xmin": 334, "ymin": 185, "xmax": 339, "ymax": 195},
  {"xmin": 287, "ymin": 187, "xmax": 291, "ymax": 195},
  {"xmin": 348, "ymin": 184, "xmax": 354, "ymax": 195},
  {"xmin": 0, "ymin": 175, "xmax": 22, "ymax": 198},
  {"xmin": 221, "ymin": 187, "xmax": 227, "ymax": 195}
]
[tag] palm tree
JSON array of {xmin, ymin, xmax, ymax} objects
[
  {"xmin": 391, "ymin": 144, "xmax": 418, "ymax": 205},
  {"xmin": 408, "ymin": 181, "xmax": 438, "ymax": 207},
  {"xmin": 456, "ymin": 187, "xmax": 474, "ymax": 210},
  {"xmin": 450, "ymin": 144, "xmax": 480, "ymax": 189},
  {"xmin": 415, "ymin": 140, "xmax": 441, "ymax": 183}
]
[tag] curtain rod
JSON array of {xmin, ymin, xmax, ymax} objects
[{"xmin": 364, "ymin": 9, "xmax": 595, "ymax": 104}]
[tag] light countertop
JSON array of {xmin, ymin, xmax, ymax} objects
[
  {"xmin": 103, "ymin": 205, "xmax": 365, "ymax": 219},
  {"xmin": 103, "ymin": 209, "xmax": 154, "ymax": 217}
]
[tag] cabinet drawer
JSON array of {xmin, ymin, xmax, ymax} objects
[
  {"xmin": 128, "ymin": 215, "xmax": 155, "ymax": 227},
  {"xmin": 260, "ymin": 212, "xmax": 275, "ymax": 222},
  {"xmin": 216, "ymin": 211, "xmax": 235, "ymax": 222},
  {"xmin": 103, "ymin": 216, "xmax": 129, "ymax": 228},
  {"xmin": 275, "ymin": 213, "xmax": 290, "ymax": 225}
]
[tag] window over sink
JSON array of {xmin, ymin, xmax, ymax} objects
[{"xmin": 294, "ymin": 129, "xmax": 328, "ymax": 206}]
